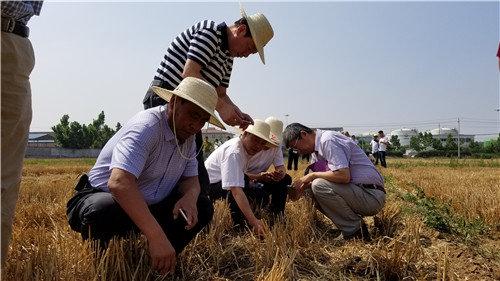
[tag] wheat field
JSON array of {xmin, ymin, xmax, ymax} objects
[{"xmin": 2, "ymin": 158, "xmax": 499, "ymax": 280}]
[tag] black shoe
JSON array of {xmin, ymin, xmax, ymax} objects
[{"xmin": 340, "ymin": 220, "xmax": 372, "ymax": 242}]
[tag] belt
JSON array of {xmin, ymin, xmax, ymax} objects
[
  {"xmin": 357, "ymin": 183, "xmax": 386, "ymax": 194},
  {"xmin": 1, "ymin": 18, "xmax": 29, "ymax": 38}
]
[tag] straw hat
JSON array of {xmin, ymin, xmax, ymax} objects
[
  {"xmin": 265, "ymin": 116, "xmax": 283, "ymax": 146},
  {"xmin": 244, "ymin": 119, "xmax": 277, "ymax": 146},
  {"xmin": 240, "ymin": 5, "xmax": 274, "ymax": 64},
  {"xmin": 151, "ymin": 77, "xmax": 225, "ymax": 130}
]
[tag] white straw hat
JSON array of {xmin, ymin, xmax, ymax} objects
[
  {"xmin": 244, "ymin": 119, "xmax": 277, "ymax": 146},
  {"xmin": 240, "ymin": 5, "xmax": 274, "ymax": 64},
  {"xmin": 265, "ymin": 116, "xmax": 283, "ymax": 146},
  {"xmin": 151, "ymin": 77, "xmax": 225, "ymax": 130}
]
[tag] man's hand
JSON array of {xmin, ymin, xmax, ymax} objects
[
  {"xmin": 216, "ymin": 95, "xmax": 253, "ymax": 129},
  {"xmin": 250, "ymin": 218, "xmax": 265, "ymax": 237},
  {"xmin": 289, "ymin": 173, "xmax": 315, "ymax": 201},
  {"xmin": 257, "ymin": 172, "xmax": 274, "ymax": 183},
  {"xmin": 173, "ymin": 194, "xmax": 198, "ymax": 230},
  {"xmin": 147, "ymin": 232, "xmax": 176, "ymax": 275},
  {"xmin": 269, "ymin": 170, "xmax": 285, "ymax": 181},
  {"xmin": 258, "ymin": 170, "xmax": 285, "ymax": 183}
]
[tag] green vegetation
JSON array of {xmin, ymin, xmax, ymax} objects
[
  {"xmin": 400, "ymin": 187, "xmax": 489, "ymax": 241},
  {"xmin": 52, "ymin": 111, "xmax": 121, "ymax": 149}
]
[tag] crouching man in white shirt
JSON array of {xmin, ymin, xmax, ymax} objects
[
  {"xmin": 205, "ymin": 120, "xmax": 277, "ymax": 236},
  {"xmin": 244, "ymin": 117, "xmax": 291, "ymax": 224}
]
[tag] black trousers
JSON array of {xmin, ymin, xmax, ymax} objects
[
  {"xmin": 143, "ymin": 83, "xmax": 210, "ymax": 191},
  {"xmin": 373, "ymin": 151, "xmax": 380, "ymax": 165},
  {"xmin": 66, "ymin": 182, "xmax": 213, "ymax": 254},
  {"xmin": 287, "ymin": 150, "xmax": 299, "ymax": 171},
  {"xmin": 379, "ymin": 151, "xmax": 387, "ymax": 168},
  {"xmin": 206, "ymin": 175, "xmax": 291, "ymax": 227}
]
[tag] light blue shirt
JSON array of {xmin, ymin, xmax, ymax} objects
[
  {"xmin": 315, "ymin": 130, "xmax": 384, "ymax": 187},
  {"xmin": 88, "ymin": 106, "xmax": 198, "ymax": 205}
]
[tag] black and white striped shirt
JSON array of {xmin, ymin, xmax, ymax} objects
[{"xmin": 154, "ymin": 20, "xmax": 234, "ymax": 90}]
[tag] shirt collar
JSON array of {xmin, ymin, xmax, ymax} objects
[
  {"xmin": 236, "ymin": 136, "xmax": 251, "ymax": 162},
  {"xmin": 314, "ymin": 129, "xmax": 323, "ymax": 153},
  {"xmin": 161, "ymin": 106, "xmax": 175, "ymax": 142},
  {"xmin": 217, "ymin": 22, "xmax": 229, "ymax": 53}
]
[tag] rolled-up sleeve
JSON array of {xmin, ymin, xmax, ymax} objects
[
  {"xmin": 221, "ymin": 153, "xmax": 245, "ymax": 190},
  {"xmin": 322, "ymin": 140, "xmax": 350, "ymax": 171}
]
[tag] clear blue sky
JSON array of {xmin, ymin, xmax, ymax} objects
[{"xmin": 28, "ymin": 1, "xmax": 500, "ymax": 140}]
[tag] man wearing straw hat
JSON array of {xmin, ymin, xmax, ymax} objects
[
  {"xmin": 243, "ymin": 117, "xmax": 291, "ymax": 223},
  {"xmin": 283, "ymin": 123, "xmax": 386, "ymax": 242},
  {"xmin": 66, "ymin": 77, "xmax": 223, "ymax": 275},
  {"xmin": 204, "ymin": 120, "xmax": 277, "ymax": 236},
  {"xmin": 142, "ymin": 6, "xmax": 274, "ymax": 199}
]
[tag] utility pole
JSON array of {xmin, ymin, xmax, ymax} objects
[
  {"xmin": 495, "ymin": 108, "xmax": 500, "ymax": 136},
  {"xmin": 457, "ymin": 117, "xmax": 460, "ymax": 159}
]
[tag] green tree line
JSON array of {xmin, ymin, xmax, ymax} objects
[{"xmin": 51, "ymin": 111, "xmax": 121, "ymax": 149}]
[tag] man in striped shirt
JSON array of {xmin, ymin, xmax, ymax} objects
[
  {"xmin": 143, "ymin": 9, "xmax": 274, "ymax": 197},
  {"xmin": 1, "ymin": 0, "xmax": 43, "ymax": 265}
]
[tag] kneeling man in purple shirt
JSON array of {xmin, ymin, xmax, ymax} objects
[
  {"xmin": 66, "ymin": 77, "xmax": 224, "ymax": 275},
  {"xmin": 283, "ymin": 123, "xmax": 386, "ymax": 241}
]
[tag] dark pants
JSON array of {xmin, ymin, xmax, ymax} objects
[
  {"xmin": 287, "ymin": 150, "xmax": 299, "ymax": 171},
  {"xmin": 373, "ymin": 151, "xmax": 380, "ymax": 165},
  {"xmin": 143, "ymin": 82, "xmax": 210, "ymax": 191},
  {"xmin": 206, "ymin": 175, "xmax": 291, "ymax": 227},
  {"xmin": 66, "ymin": 178, "xmax": 214, "ymax": 254},
  {"xmin": 379, "ymin": 151, "xmax": 387, "ymax": 168},
  {"xmin": 302, "ymin": 154, "xmax": 310, "ymax": 162}
]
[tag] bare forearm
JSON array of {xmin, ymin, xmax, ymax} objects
[
  {"xmin": 110, "ymin": 181, "xmax": 163, "ymax": 238},
  {"xmin": 178, "ymin": 176, "xmax": 200, "ymax": 200},
  {"xmin": 230, "ymin": 187, "xmax": 258, "ymax": 223},
  {"xmin": 215, "ymin": 90, "xmax": 234, "ymax": 111},
  {"xmin": 245, "ymin": 172, "xmax": 261, "ymax": 181},
  {"xmin": 308, "ymin": 170, "xmax": 350, "ymax": 184}
]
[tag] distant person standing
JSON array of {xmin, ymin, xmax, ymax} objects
[
  {"xmin": 497, "ymin": 42, "xmax": 500, "ymax": 71},
  {"xmin": 370, "ymin": 135, "xmax": 380, "ymax": 165},
  {"xmin": 1, "ymin": 0, "xmax": 43, "ymax": 265},
  {"xmin": 287, "ymin": 148, "xmax": 299, "ymax": 171},
  {"xmin": 378, "ymin": 131, "xmax": 390, "ymax": 168},
  {"xmin": 351, "ymin": 135, "xmax": 359, "ymax": 146}
]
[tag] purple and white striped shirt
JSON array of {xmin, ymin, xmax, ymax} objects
[
  {"xmin": 315, "ymin": 129, "xmax": 384, "ymax": 187},
  {"xmin": 88, "ymin": 106, "xmax": 198, "ymax": 205}
]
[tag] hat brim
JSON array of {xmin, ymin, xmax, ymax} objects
[
  {"xmin": 241, "ymin": 7, "xmax": 266, "ymax": 64},
  {"xmin": 269, "ymin": 134, "xmax": 282, "ymax": 146},
  {"xmin": 245, "ymin": 128, "xmax": 277, "ymax": 147},
  {"xmin": 151, "ymin": 86, "xmax": 225, "ymax": 130}
]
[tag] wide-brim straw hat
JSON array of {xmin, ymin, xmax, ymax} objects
[
  {"xmin": 152, "ymin": 77, "xmax": 225, "ymax": 130},
  {"xmin": 265, "ymin": 116, "xmax": 283, "ymax": 146},
  {"xmin": 240, "ymin": 5, "xmax": 274, "ymax": 64},
  {"xmin": 244, "ymin": 119, "xmax": 277, "ymax": 147}
]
